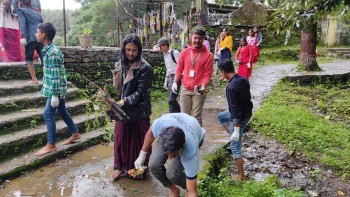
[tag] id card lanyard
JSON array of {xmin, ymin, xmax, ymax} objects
[{"xmin": 190, "ymin": 50, "xmax": 201, "ymax": 78}]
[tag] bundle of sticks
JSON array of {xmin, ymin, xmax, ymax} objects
[{"xmin": 83, "ymin": 75, "xmax": 129, "ymax": 121}]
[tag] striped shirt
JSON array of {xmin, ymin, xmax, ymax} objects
[{"xmin": 40, "ymin": 43, "xmax": 67, "ymax": 98}]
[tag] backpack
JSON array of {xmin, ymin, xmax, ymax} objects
[{"xmin": 170, "ymin": 49, "xmax": 178, "ymax": 64}]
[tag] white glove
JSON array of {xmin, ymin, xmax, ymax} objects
[
  {"xmin": 51, "ymin": 96, "xmax": 59, "ymax": 108},
  {"xmin": 171, "ymin": 82, "xmax": 178, "ymax": 94},
  {"xmin": 163, "ymin": 77, "xmax": 168, "ymax": 90},
  {"xmin": 230, "ymin": 127, "xmax": 240, "ymax": 142},
  {"xmin": 20, "ymin": 38, "xmax": 27, "ymax": 46},
  {"xmin": 247, "ymin": 63, "xmax": 251, "ymax": 68},
  {"xmin": 117, "ymin": 99, "xmax": 125, "ymax": 107},
  {"xmin": 134, "ymin": 150, "xmax": 147, "ymax": 169}
]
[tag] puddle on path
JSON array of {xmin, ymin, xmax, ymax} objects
[{"xmin": 0, "ymin": 143, "xmax": 167, "ymax": 197}]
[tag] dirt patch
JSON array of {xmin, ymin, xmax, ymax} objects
[{"xmin": 229, "ymin": 131, "xmax": 350, "ymax": 196}]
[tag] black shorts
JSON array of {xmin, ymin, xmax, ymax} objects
[{"xmin": 25, "ymin": 41, "xmax": 44, "ymax": 65}]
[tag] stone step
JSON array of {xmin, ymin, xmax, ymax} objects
[
  {"xmin": 0, "ymin": 113, "xmax": 106, "ymax": 163},
  {"xmin": 0, "ymin": 62, "xmax": 42, "ymax": 81},
  {"xmin": 0, "ymin": 126, "xmax": 108, "ymax": 182},
  {"xmin": 0, "ymin": 80, "xmax": 73, "ymax": 97},
  {"xmin": 0, "ymin": 87, "xmax": 81, "ymax": 115},
  {"xmin": 0, "ymin": 99, "xmax": 90, "ymax": 135}
]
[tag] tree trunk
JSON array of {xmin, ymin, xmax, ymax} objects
[{"xmin": 299, "ymin": 20, "xmax": 319, "ymax": 71}]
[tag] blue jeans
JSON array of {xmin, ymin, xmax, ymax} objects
[
  {"xmin": 217, "ymin": 109, "xmax": 250, "ymax": 159},
  {"xmin": 43, "ymin": 97, "xmax": 78, "ymax": 144}
]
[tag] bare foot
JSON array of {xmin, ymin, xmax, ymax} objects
[
  {"xmin": 63, "ymin": 133, "xmax": 81, "ymax": 145},
  {"xmin": 111, "ymin": 170, "xmax": 125, "ymax": 181},
  {"xmin": 35, "ymin": 144, "xmax": 57, "ymax": 156},
  {"xmin": 28, "ymin": 80, "xmax": 38, "ymax": 84},
  {"xmin": 168, "ymin": 185, "xmax": 180, "ymax": 197}
]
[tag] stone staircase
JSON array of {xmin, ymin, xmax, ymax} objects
[
  {"xmin": 328, "ymin": 48, "xmax": 350, "ymax": 59},
  {"xmin": 0, "ymin": 63, "xmax": 107, "ymax": 182}
]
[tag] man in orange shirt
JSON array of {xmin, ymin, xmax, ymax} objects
[{"xmin": 172, "ymin": 28, "xmax": 214, "ymax": 126}]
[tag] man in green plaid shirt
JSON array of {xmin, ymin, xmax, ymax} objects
[{"xmin": 35, "ymin": 23, "xmax": 81, "ymax": 156}]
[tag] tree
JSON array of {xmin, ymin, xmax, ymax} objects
[{"xmin": 269, "ymin": 0, "xmax": 349, "ymax": 71}]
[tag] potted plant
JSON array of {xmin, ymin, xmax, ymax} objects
[{"xmin": 79, "ymin": 28, "xmax": 93, "ymax": 48}]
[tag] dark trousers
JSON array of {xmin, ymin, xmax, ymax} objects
[{"xmin": 167, "ymin": 74, "xmax": 181, "ymax": 113}]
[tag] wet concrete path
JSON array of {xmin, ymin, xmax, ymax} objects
[{"xmin": 1, "ymin": 60, "xmax": 350, "ymax": 197}]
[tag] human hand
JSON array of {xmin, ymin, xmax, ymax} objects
[
  {"xmin": 134, "ymin": 150, "xmax": 147, "ymax": 169},
  {"xmin": 117, "ymin": 99, "xmax": 125, "ymax": 107},
  {"xmin": 163, "ymin": 77, "xmax": 168, "ymax": 90},
  {"xmin": 236, "ymin": 59, "xmax": 241, "ymax": 64},
  {"xmin": 20, "ymin": 38, "xmax": 27, "ymax": 46},
  {"xmin": 51, "ymin": 96, "xmax": 59, "ymax": 108},
  {"xmin": 247, "ymin": 63, "xmax": 251, "ymax": 68},
  {"xmin": 171, "ymin": 82, "xmax": 178, "ymax": 94},
  {"xmin": 230, "ymin": 127, "xmax": 240, "ymax": 141}
]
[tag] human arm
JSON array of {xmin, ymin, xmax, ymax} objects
[
  {"xmin": 12, "ymin": 0, "xmax": 18, "ymax": 14},
  {"xmin": 134, "ymin": 128, "xmax": 155, "ymax": 168},
  {"xmin": 201, "ymin": 54, "xmax": 214, "ymax": 89},
  {"xmin": 227, "ymin": 81, "xmax": 242, "ymax": 126},
  {"xmin": 16, "ymin": 10, "xmax": 27, "ymax": 38},
  {"xmin": 235, "ymin": 47, "xmax": 241, "ymax": 62},
  {"xmin": 256, "ymin": 32, "xmax": 262, "ymax": 46},
  {"xmin": 174, "ymin": 50, "xmax": 185, "ymax": 84}
]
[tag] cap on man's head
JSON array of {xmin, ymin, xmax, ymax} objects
[{"xmin": 157, "ymin": 37, "xmax": 169, "ymax": 46}]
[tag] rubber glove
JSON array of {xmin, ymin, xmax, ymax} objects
[
  {"xmin": 171, "ymin": 82, "xmax": 178, "ymax": 94},
  {"xmin": 230, "ymin": 126, "xmax": 240, "ymax": 142},
  {"xmin": 51, "ymin": 96, "xmax": 59, "ymax": 108},
  {"xmin": 20, "ymin": 38, "xmax": 27, "ymax": 46},
  {"xmin": 247, "ymin": 63, "xmax": 251, "ymax": 68},
  {"xmin": 163, "ymin": 77, "xmax": 168, "ymax": 90},
  {"xmin": 117, "ymin": 99, "xmax": 125, "ymax": 107},
  {"xmin": 134, "ymin": 150, "xmax": 147, "ymax": 169}
]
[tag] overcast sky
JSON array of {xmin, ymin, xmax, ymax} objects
[{"xmin": 41, "ymin": 0, "xmax": 81, "ymax": 10}]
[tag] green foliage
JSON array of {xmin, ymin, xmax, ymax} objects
[
  {"xmin": 152, "ymin": 64, "xmax": 167, "ymax": 90},
  {"xmin": 41, "ymin": 9, "xmax": 74, "ymax": 38},
  {"xmin": 67, "ymin": 0, "xmax": 117, "ymax": 46},
  {"xmin": 199, "ymin": 163, "xmax": 306, "ymax": 197},
  {"xmin": 81, "ymin": 28, "xmax": 93, "ymax": 36},
  {"xmin": 250, "ymin": 79, "xmax": 350, "ymax": 178},
  {"xmin": 53, "ymin": 35, "xmax": 64, "ymax": 46},
  {"xmin": 268, "ymin": 0, "xmax": 349, "ymax": 41}
]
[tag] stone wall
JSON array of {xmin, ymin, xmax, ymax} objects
[{"xmin": 60, "ymin": 47, "xmax": 164, "ymax": 88}]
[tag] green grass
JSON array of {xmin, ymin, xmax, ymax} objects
[
  {"xmin": 248, "ymin": 45, "xmax": 342, "ymax": 67},
  {"xmin": 251, "ymin": 80, "xmax": 350, "ymax": 178},
  {"xmin": 150, "ymin": 90, "xmax": 169, "ymax": 121}
]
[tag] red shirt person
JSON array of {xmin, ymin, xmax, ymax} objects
[{"xmin": 172, "ymin": 28, "xmax": 213, "ymax": 126}]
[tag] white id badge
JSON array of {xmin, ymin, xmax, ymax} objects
[{"xmin": 189, "ymin": 70, "xmax": 195, "ymax": 77}]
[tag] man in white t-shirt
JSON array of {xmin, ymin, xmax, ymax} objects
[
  {"xmin": 157, "ymin": 37, "xmax": 181, "ymax": 113},
  {"xmin": 134, "ymin": 113, "xmax": 205, "ymax": 197}
]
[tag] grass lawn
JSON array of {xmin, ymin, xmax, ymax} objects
[{"xmin": 251, "ymin": 79, "xmax": 350, "ymax": 179}]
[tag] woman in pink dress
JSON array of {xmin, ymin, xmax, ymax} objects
[
  {"xmin": 0, "ymin": 0, "xmax": 21, "ymax": 62},
  {"xmin": 246, "ymin": 29, "xmax": 260, "ymax": 66},
  {"xmin": 235, "ymin": 37, "xmax": 252, "ymax": 80}
]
